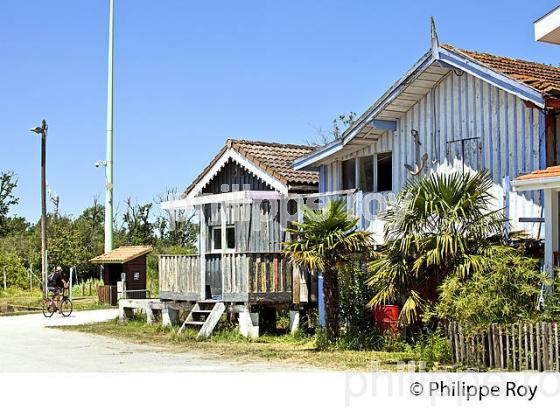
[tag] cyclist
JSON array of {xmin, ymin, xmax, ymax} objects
[{"xmin": 47, "ymin": 266, "xmax": 68, "ymax": 307}]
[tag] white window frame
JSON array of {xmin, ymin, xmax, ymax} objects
[{"xmin": 211, "ymin": 225, "xmax": 236, "ymax": 252}]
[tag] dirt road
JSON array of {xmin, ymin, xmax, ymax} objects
[{"xmin": 0, "ymin": 309, "xmax": 314, "ymax": 372}]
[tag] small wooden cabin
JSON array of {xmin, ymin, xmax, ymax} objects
[
  {"xmin": 159, "ymin": 139, "xmax": 320, "ymax": 308},
  {"xmin": 91, "ymin": 246, "xmax": 152, "ymax": 305}
]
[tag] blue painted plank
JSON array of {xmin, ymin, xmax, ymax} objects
[
  {"xmin": 318, "ymin": 273, "xmax": 325, "ymax": 328},
  {"xmin": 371, "ymin": 119, "xmax": 397, "ymax": 131}
]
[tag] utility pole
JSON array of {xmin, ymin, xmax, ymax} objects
[
  {"xmin": 30, "ymin": 119, "xmax": 48, "ymax": 298},
  {"xmin": 105, "ymin": 0, "xmax": 115, "ymax": 253}
]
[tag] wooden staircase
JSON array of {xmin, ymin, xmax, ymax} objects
[{"xmin": 178, "ymin": 300, "xmax": 226, "ymax": 339}]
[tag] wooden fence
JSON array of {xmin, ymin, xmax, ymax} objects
[{"xmin": 448, "ymin": 322, "xmax": 560, "ymax": 371}]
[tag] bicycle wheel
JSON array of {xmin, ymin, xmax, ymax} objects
[
  {"xmin": 59, "ymin": 298, "xmax": 73, "ymax": 317},
  {"xmin": 42, "ymin": 299, "xmax": 54, "ymax": 318}
]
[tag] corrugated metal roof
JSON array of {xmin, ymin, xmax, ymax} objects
[
  {"xmin": 90, "ymin": 246, "xmax": 153, "ymax": 264},
  {"xmin": 185, "ymin": 139, "xmax": 319, "ymax": 195}
]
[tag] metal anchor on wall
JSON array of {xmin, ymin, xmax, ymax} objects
[{"xmin": 404, "ymin": 129, "xmax": 428, "ymax": 176}]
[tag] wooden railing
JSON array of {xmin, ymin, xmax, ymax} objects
[
  {"xmin": 448, "ymin": 322, "xmax": 560, "ymax": 371},
  {"xmin": 159, "ymin": 252, "xmax": 293, "ymax": 302},
  {"xmin": 159, "ymin": 255, "xmax": 200, "ymax": 296},
  {"xmin": 221, "ymin": 252, "xmax": 292, "ymax": 295}
]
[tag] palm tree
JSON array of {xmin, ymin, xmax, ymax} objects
[
  {"xmin": 367, "ymin": 171, "xmax": 505, "ymax": 325},
  {"xmin": 283, "ymin": 199, "xmax": 372, "ymax": 341}
]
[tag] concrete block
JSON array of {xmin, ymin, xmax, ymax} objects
[
  {"xmin": 162, "ymin": 303, "xmax": 180, "ymax": 326},
  {"xmin": 238, "ymin": 311, "xmax": 259, "ymax": 339},
  {"xmin": 288, "ymin": 310, "xmax": 300, "ymax": 334},
  {"xmin": 146, "ymin": 303, "xmax": 155, "ymax": 324}
]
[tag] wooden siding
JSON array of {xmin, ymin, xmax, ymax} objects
[
  {"xmin": 202, "ymin": 158, "xmax": 273, "ymax": 194},
  {"xmin": 203, "ymin": 200, "xmax": 294, "ymax": 252},
  {"xmin": 319, "ymin": 71, "xmax": 545, "ymax": 238}
]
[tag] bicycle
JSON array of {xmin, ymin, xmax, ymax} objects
[{"xmin": 42, "ymin": 288, "xmax": 73, "ymax": 318}]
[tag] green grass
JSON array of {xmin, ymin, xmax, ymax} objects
[
  {"xmin": 0, "ymin": 287, "xmax": 115, "ymax": 316},
  {"xmin": 58, "ymin": 318, "xmax": 418, "ymax": 371}
]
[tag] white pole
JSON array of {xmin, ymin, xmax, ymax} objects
[
  {"xmin": 69, "ymin": 267, "xmax": 74, "ymax": 302},
  {"xmin": 3, "ymin": 267, "xmax": 6, "ymax": 291},
  {"xmin": 44, "ymin": 250, "xmax": 48, "ymax": 298},
  {"xmin": 104, "ymin": 0, "xmax": 115, "ymax": 253}
]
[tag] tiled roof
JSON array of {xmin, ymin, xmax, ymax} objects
[
  {"xmin": 90, "ymin": 246, "xmax": 153, "ymax": 264},
  {"xmin": 442, "ymin": 44, "xmax": 560, "ymax": 96},
  {"xmin": 516, "ymin": 166, "xmax": 560, "ymax": 181},
  {"xmin": 186, "ymin": 139, "xmax": 319, "ymax": 194}
]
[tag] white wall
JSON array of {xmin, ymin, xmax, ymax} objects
[{"xmin": 320, "ymin": 71, "xmax": 545, "ymax": 239}]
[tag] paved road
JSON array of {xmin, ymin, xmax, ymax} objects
[{"xmin": 0, "ymin": 309, "xmax": 315, "ymax": 372}]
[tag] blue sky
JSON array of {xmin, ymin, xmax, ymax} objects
[{"xmin": 2, "ymin": 0, "xmax": 559, "ymax": 222}]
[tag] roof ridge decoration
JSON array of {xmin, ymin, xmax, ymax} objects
[{"xmin": 431, "ymin": 16, "xmax": 440, "ymax": 60}]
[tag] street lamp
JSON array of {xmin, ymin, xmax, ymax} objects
[{"xmin": 30, "ymin": 119, "xmax": 48, "ymax": 298}]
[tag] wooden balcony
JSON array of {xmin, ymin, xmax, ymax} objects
[{"xmin": 159, "ymin": 252, "xmax": 299, "ymax": 304}]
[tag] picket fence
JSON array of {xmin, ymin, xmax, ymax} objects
[{"xmin": 447, "ymin": 322, "xmax": 560, "ymax": 371}]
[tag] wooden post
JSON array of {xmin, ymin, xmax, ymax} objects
[
  {"xmin": 554, "ymin": 322, "xmax": 560, "ymax": 372},
  {"xmin": 524, "ymin": 323, "xmax": 529, "ymax": 371},
  {"xmin": 511, "ymin": 324, "xmax": 516, "ymax": 370},
  {"xmin": 537, "ymin": 323, "xmax": 542, "ymax": 371},
  {"xmin": 488, "ymin": 325, "xmax": 493, "ymax": 368},
  {"xmin": 506, "ymin": 325, "xmax": 511, "ymax": 370},
  {"xmin": 199, "ymin": 205, "xmax": 207, "ymax": 301},
  {"xmin": 544, "ymin": 189, "xmax": 559, "ymax": 280},
  {"xmin": 530, "ymin": 323, "xmax": 535, "ymax": 370},
  {"xmin": 548, "ymin": 322, "xmax": 554, "ymax": 370},
  {"xmin": 89, "ymin": 282, "xmax": 92, "ymax": 296}
]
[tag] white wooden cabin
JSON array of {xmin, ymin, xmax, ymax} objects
[
  {"xmin": 294, "ymin": 28, "xmax": 560, "ymax": 243},
  {"xmin": 159, "ymin": 139, "xmax": 321, "ymax": 308}
]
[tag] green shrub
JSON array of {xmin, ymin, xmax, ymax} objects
[
  {"xmin": 0, "ymin": 252, "xmax": 28, "ymax": 289},
  {"xmin": 339, "ymin": 262, "xmax": 373, "ymax": 333},
  {"xmin": 408, "ymin": 330, "xmax": 452, "ymax": 364},
  {"xmin": 433, "ymin": 246, "xmax": 545, "ymax": 334}
]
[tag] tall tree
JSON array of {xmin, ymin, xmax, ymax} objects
[
  {"xmin": 153, "ymin": 188, "xmax": 197, "ymax": 250},
  {"xmin": 74, "ymin": 197, "xmax": 105, "ymax": 277},
  {"xmin": 0, "ymin": 171, "xmax": 19, "ymax": 237},
  {"xmin": 122, "ymin": 197, "xmax": 155, "ymax": 245},
  {"xmin": 283, "ymin": 200, "xmax": 372, "ymax": 341}
]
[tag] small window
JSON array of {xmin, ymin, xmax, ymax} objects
[
  {"xmin": 358, "ymin": 156, "xmax": 374, "ymax": 193},
  {"xmin": 212, "ymin": 228, "xmax": 222, "ymax": 251},
  {"xmin": 212, "ymin": 226, "xmax": 235, "ymax": 251},
  {"xmin": 226, "ymin": 226, "xmax": 235, "ymax": 249},
  {"xmin": 342, "ymin": 158, "xmax": 356, "ymax": 190},
  {"xmin": 376, "ymin": 152, "xmax": 392, "ymax": 192}
]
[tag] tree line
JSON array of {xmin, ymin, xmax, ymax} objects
[{"xmin": 0, "ymin": 170, "xmax": 197, "ymax": 288}]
